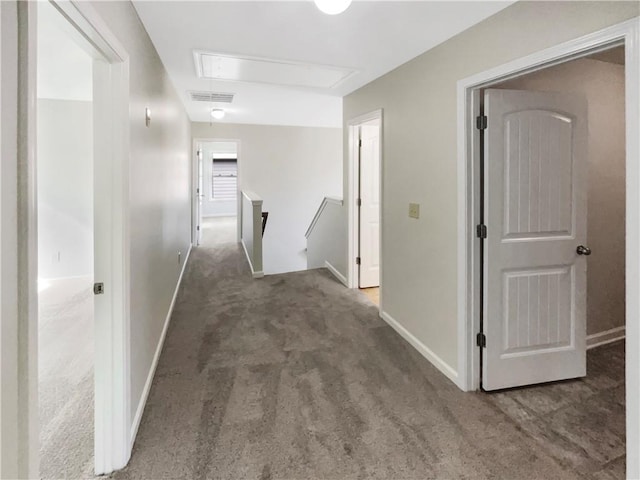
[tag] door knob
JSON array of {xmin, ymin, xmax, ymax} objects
[{"xmin": 576, "ymin": 245, "xmax": 591, "ymax": 256}]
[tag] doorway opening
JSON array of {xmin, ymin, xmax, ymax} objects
[
  {"xmin": 21, "ymin": 1, "xmax": 132, "ymax": 476},
  {"xmin": 193, "ymin": 139, "xmax": 240, "ymax": 247},
  {"xmin": 483, "ymin": 45, "xmax": 625, "ymax": 475},
  {"xmin": 36, "ymin": 3, "xmax": 95, "ymax": 477},
  {"xmin": 348, "ymin": 110, "xmax": 382, "ymax": 307},
  {"xmin": 459, "ymin": 18, "xmax": 639, "ymax": 478}
]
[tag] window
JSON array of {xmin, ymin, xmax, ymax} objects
[{"xmin": 211, "ymin": 158, "xmax": 237, "ymax": 200}]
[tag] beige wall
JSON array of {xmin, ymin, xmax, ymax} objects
[
  {"xmin": 343, "ymin": 1, "xmax": 639, "ymax": 373},
  {"xmin": 496, "ymin": 58, "xmax": 626, "ymax": 336},
  {"xmin": 192, "ymin": 122, "xmax": 342, "ymax": 275},
  {"xmin": 90, "ymin": 2, "xmax": 193, "ymax": 423}
]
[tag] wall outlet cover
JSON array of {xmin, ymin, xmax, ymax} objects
[{"xmin": 409, "ymin": 203, "xmax": 420, "ymax": 219}]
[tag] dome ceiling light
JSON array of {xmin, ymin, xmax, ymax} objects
[
  {"xmin": 210, "ymin": 108, "xmax": 225, "ymax": 120},
  {"xmin": 314, "ymin": 0, "xmax": 352, "ymax": 15}
]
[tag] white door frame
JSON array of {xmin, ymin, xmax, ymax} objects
[
  {"xmin": 192, "ymin": 142, "xmax": 203, "ymax": 246},
  {"xmin": 456, "ymin": 17, "xmax": 640, "ymax": 477},
  {"xmin": 14, "ymin": 1, "xmax": 132, "ymax": 476},
  {"xmin": 1, "ymin": 2, "xmax": 25, "ymax": 476},
  {"xmin": 192, "ymin": 138, "xmax": 241, "ymax": 244},
  {"xmin": 347, "ymin": 110, "xmax": 383, "ymax": 298}
]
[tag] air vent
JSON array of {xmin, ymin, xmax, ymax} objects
[{"xmin": 189, "ymin": 91, "xmax": 234, "ymax": 103}]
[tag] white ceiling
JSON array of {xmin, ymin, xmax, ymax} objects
[{"xmin": 133, "ymin": 1, "xmax": 514, "ymax": 128}]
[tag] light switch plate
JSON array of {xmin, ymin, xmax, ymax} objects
[{"xmin": 409, "ymin": 203, "xmax": 420, "ymax": 219}]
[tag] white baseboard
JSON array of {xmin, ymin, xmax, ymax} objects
[
  {"xmin": 129, "ymin": 243, "xmax": 193, "ymax": 449},
  {"xmin": 587, "ymin": 326, "xmax": 625, "ymax": 350},
  {"xmin": 325, "ymin": 261, "xmax": 348, "ymax": 287},
  {"xmin": 240, "ymin": 238, "xmax": 253, "ymax": 271},
  {"xmin": 241, "ymin": 239, "xmax": 264, "ymax": 278},
  {"xmin": 379, "ymin": 310, "xmax": 460, "ymax": 387}
]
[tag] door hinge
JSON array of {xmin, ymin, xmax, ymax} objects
[
  {"xmin": 358, "ymin": 139, "xmax": 362, "ymax": 147},
  {"xmin": 357, "ymin": 198, "xmax": 362, "ymax": 207},
  {"xmin": 197, "ymin": 225, "xmax": 200, "ymax": 231},
  {"xmin": 356, "ymin": 257, "xmax": 361, "ymax": 265},
  {"xmin": 476, "ymin": 115, "xmax": 487, "ymax": 131},
  {"xmin": 476, "ymin": 224, "xmax": 487, "ymax": 239},
  {"xmin": 93, "ymin": 282, "xmax": 105, "ymax": 295},
  {"xmin": 476, "ymin": 332, "xmax": 486, "ymax": 348}
]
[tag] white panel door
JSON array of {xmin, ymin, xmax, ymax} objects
[
  {"xmin": 483, "ymin": 89, "xmax": 588, "ymax": 391},
  {"xmin": 196, "ymin": 149, "xmax": 203, "ymax": 246},
  {"xmin": 359, "ymin": 122, "xmax": 381, "ymax": 288}
]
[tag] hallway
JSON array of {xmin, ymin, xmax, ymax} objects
[{"xmin": 113, "ymin": 245, "xmax": 593, "ymax": 480}]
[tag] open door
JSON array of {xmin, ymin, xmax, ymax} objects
[
  {"xmin": 358, "ymin": 121, "xmax": 381, "ymax": 288},
  {"xmin": 196, "ymin": 147, "xmax": 204, "ymax": 246},
  {"xmin": 482, "ymin": 89, "xmax": 588, "ymax": 391}
]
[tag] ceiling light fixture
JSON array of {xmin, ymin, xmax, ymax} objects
[
  {"xmin": 210, "ymin": 108, "xmax": 225, "ymax": 120},
  {"xmin": 314, "ymin": 0, "xmax": 352, "ymax": 15}
]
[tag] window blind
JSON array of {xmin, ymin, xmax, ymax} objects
[{"xmin": 212, "ymin": 159, "xmax": 237, "ymax": 200}]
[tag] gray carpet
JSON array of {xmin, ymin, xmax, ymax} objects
[
  {"xmin": 490, "ymin": 340, "xmax": 625, "ymax": 480},
  {"xmin": 39, "ymin": 276, "xmax": 94, "ymax": 480},
  {"xmin": 111, "ymin": 243, "xmax": 615, "ymax": 480}
]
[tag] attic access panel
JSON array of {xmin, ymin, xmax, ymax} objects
[{"xmin": 194, "ymin": 50, "xmax": 356, "ymax": 89}]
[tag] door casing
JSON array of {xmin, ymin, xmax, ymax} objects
[{"xmin": 457, "ymin": 17, "xmax": 640, "ymax": 478}]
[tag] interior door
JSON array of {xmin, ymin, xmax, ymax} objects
[
  {"xmin": 196, "ymin": 148, "xmax": 203, "ymax": 246},
  {"xmin": 359, "ymin": 121, "xmax": 381, "ymax": 288},
  {"xmin": 483, "ymin": 89, "xmax": 588, "ymax": 391}
]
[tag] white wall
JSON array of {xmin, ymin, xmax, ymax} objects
[
  {"xmin": 37, "ymin": 99, "xmax": 93, "ymax": 280},
  {"xmin": 192, "ymin": 122, "xmax": 342, "ymax": 275},
  {"xmin": 89, "ymin": 1, "xmax": 193, "ymax": 428},
  {"xmin": 241, "ymin": 194, "xmax": 255, "ymax": 266},
  {"xmin": 37, "ymin": 1, "xmax": 92, "ymax": 102},
  {"xmin": 240, "ymin": 191, "xmax": 263, "ymax": 276},
  {"xmin": 200, "ymin": 141, "xmax": 237, "ymax": 218},
  {"xmin": 306, "ymin": 198, "xmax": 347, "ymax": 277},
  {"xmin": 343, "ymin": 1, "xmax": 639, "ymax": 374},
  {"xmin": 496, "ymin": 57, "xmax": 626, "ymax": 336}
]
